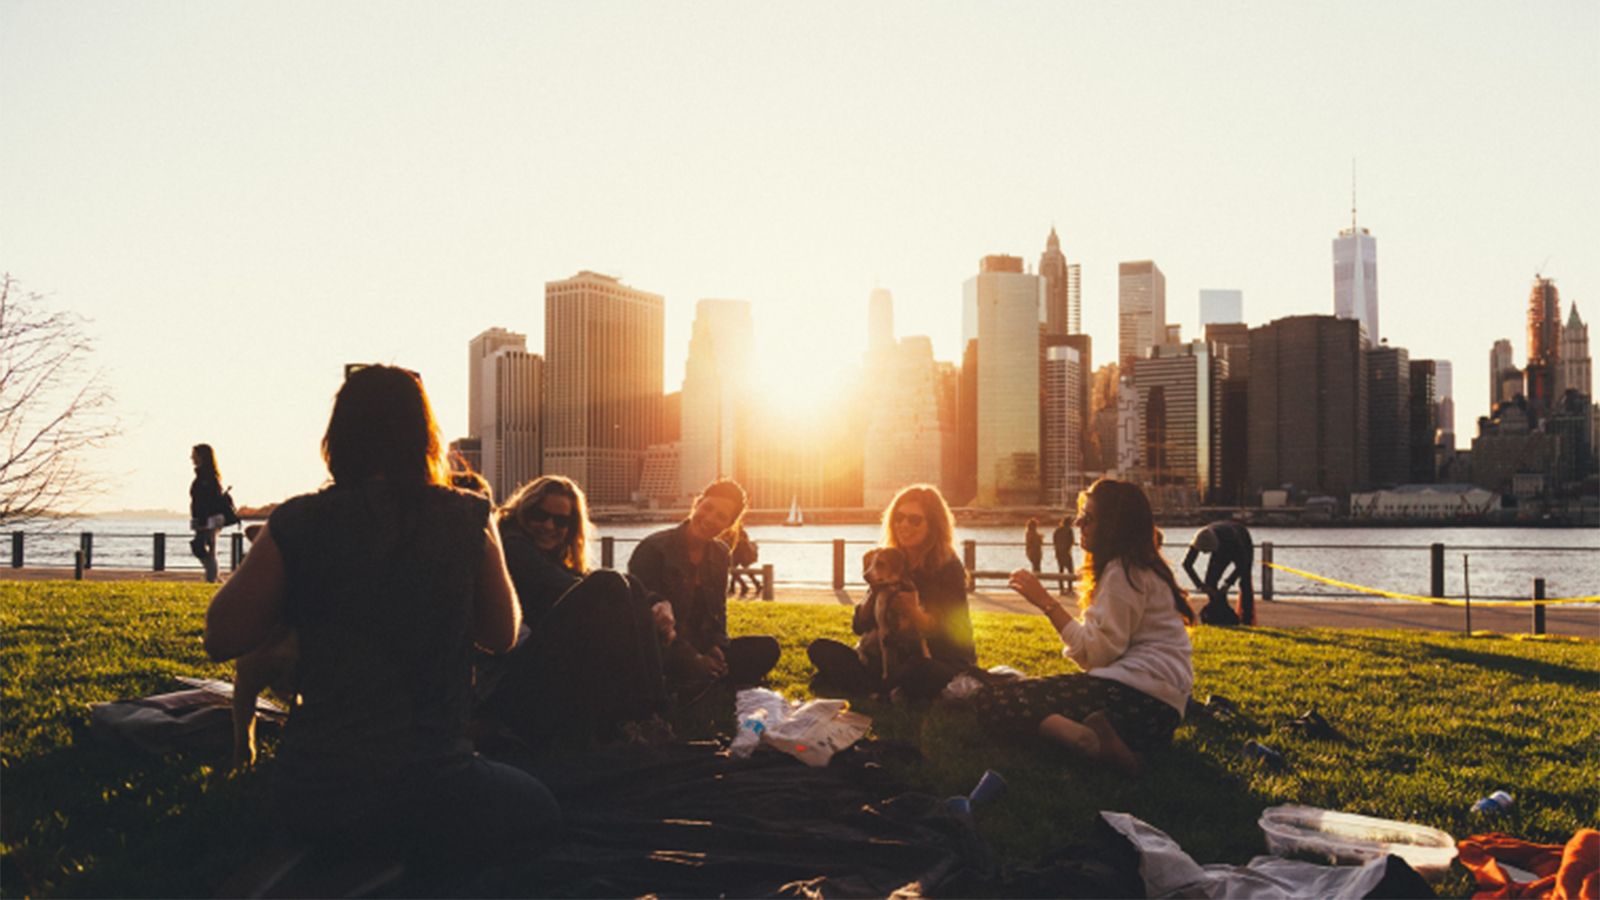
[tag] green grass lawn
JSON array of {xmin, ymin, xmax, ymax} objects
[{"xmin": 3, "ymin": 581, "xmax": 1597, "ymax": 898}]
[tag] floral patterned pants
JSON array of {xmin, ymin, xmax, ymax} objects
[{"xmin": 971, "ymin": 673, "xmax": 1180, "ymax": 752}]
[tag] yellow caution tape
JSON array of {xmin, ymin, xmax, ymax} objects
[{"xmin": 1265, "ymin": 562, "xmax": 1600, "ymax": 607}]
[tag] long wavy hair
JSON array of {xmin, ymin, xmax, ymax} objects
[
  {"xmin": 191, "ymin": 443, "xmax": 220, "ymax": 483},
  {"xmin": 1077, "ymin": 478, "xmax": 1193, "ymax": 624},
  {"xmin": 499, "ymin": 475, "xmax": 591, "ymax": 574},
  {"xmin": 880, "ymin": 483, "xmax": 958, "ymax": 573},
  {"xmin": 322, "ymin": 365, "xmax": 449, "ymax": 489}
]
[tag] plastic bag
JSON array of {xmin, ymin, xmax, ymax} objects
[{"xmin": 730, "ymin": 688, "xmax": 872, "ymax": 767}]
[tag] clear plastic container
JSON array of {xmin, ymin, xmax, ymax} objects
[{"xmin": 1258, "ymin": 805, "xmax": 1458, "ymax": 880}]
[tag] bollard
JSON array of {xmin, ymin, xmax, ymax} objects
[
  {"xmin": 762, "ymin": 563, "xmax": 774, "ymax": 601},
  {"xmin": 832, "ymin": 539, "xmax": 846, "ymax": 590},
  {"xmin": 80, "ymin": 532, "xmax": 94, "ymax": 569},
  {"xmin": 153, "ymin": 533, "xmax": 166, "ymax": 572},
  {"xmin": 10, "ymin": 532, "xmax": 21, "ymax": 568},
  {"xmin": 1532, "ymin": 578, "xmax": 1546, "ymax": 635},
  {"xmin": 1430, "ymin": 543, "xmax": 1445, "ymax": 599},
  {"xmin": 601, "ymin": 536, "xmax": 615, "ymax": 569},
  {"xmin": 230, "ymin": 532, "xmax": 244, "ymax": 570},
  {"xmin": 74, "ymin": 549, "xmax": 84, "ymax": 581},
  {"xmin": 1261, "ymin": 542, "xmax": 1273, "ymax": 601},
  {"xmin": 963, "ymin": 540, "xmax": 977, "ymax": 590}
]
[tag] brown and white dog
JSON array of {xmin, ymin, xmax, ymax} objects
[
  {"xmin": 856, "ymin": 547, "xmax": 930, "ymax": 686},
  {"xmin": 231, "ymin": 523, "xmax": 298, "ymax": 768}
]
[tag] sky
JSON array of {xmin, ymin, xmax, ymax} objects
[{"xmin": 2, "ymin": 1, "xmax": 1596, "ymax": 513}]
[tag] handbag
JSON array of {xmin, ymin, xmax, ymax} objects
[{"xmin": 219, "ymin": 488, "xmax": 241, "ymax": 527}]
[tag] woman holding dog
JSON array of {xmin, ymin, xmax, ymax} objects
[
  {"xmin": 478, "ymin": 474, "xmax": 674, "ymax": 747},
  {"xmin": 807, "ymin": 483, "xmax": 976, "ymax": 699},
  {"xmin": 972, "ymin": 477, "xmax": 1193, "ymax": 776},
  {"xmin": 203, "ymin": 365, "xmax": 558, "ymax": 870},
  {"xmin": 629, "ymin": 478, "xmax": 780, "ymax": 691}
]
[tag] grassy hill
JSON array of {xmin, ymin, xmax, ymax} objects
[{"xmin": 3, "ymin": 581, "xmax": 1595, "ymax": 897}]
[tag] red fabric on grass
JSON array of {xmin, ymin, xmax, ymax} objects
[{"xmin": 1457, "ymin": 830, "xmax": 1598, "ymax": 899}]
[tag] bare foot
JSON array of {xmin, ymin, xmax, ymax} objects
[
  {"xmin": 1038, "ymin": 713, "xmax": 1101, "ymax": 756},
  {"xmin": 1085, "ymin": 711, "xmax": 1144, "ymax": 778}
]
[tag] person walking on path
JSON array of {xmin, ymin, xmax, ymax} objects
[
  {"xmin": 727, "ymin": 525, "xmax": 761, "ymax": 598},
  {"xmin": 478, "ymin": 475, "xmax": 673, "ymax": 749},
  {"xmin": 203, "ymin": 365, "xmax": 558, "ymax": 873},
  {"xmin": 1182, "ymin": 520, "xmax": 1255, "ymax": 626},
  {"xmin": 189, "ymin": 444, "xmax": 227, "ymax": 583},
  {"xmin": 1051, "ymin": 514, "xmax": 1076, "ymax": 593},
  {"xmin": 1024, "ymin": 518, "xmax": 1044, "ymax": 574},
  {"xmin": 629, "ymin": 479, "xmax": 780, "ymax": 691},
  {"xmin": 807, "ymin": 484, "xmax": 977, "ymax": 700},
  {"xmin": 971, "ymin": 478, "xmax": 1194, "ymax": 777}
]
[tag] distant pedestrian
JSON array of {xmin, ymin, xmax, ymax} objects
[
  {"xmin": 1024, "ymin": 518, "xmax": 1044, "ymax": 573},
  {"xmin": 727, "ymin": 526, "xmax": 761, "ymax": 598},
  {"xmin": 1051, "ymin": 514, "xmax": 1076, "ymax": 592},
  {"xmin": 188, "ymin": 444, "xmax": 226, "ymax": 583},
  {"xmin": 1182, "ymin": 520, "xmax": 1256, "ymax": 626}
]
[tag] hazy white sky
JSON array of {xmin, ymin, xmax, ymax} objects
[{"xmin": 2, "ymin": 1, "xmax": 1596, "ymax": 512}]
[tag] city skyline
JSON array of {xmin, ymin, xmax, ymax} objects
[{"xmin": 2, "ymin": 2, "xmax": 1595, "ymax": 511}]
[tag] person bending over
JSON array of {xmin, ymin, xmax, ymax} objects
[
  {"xmin": 203, "ymin": 365, "xmax": 557, "ymax": 871},
  {"xmin": 629, "ymin": 479, "xmax": 779, "ymax": 691},
  {"xmin": 808, "ymin": 483, "xmax": 976, "ymax": 700},
  {"xmin": 478, "ymin": 475, "xmax": 674, "ymax": 748},
  {"xmin": 1182, "ymin": 519, "xmax": 1255, "ymax": 626},
  {"xmin": 972, "ymin": 478, "xmax": 1194, "ymax": 776}
]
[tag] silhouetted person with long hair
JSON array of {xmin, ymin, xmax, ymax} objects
[
  {"xmin": 1052, "ymin": 513, "xmax": 1076, "ymax": 593},
  {"xmin": 479, "ymin": 475, "xmax": 672, "ymax": 748},
  {"xmin": 629, "ymin": 479, "xmax": 779, "ymax": 690},
  {"xmin": 1024, "ymin": 517, "xmax": 1044, "ymax": 573},
  {"xmin": 1182, "ymin": 520, "xmax": 1255, "ymax": 626},
  {"xmin": 203, "ymin": 365, "xmax": 557, "ymax": 874},
  {"xmin": 808, "ymin": 483, "xmax": 976, "ymax": 700},
  {"xmin": 972, "ymin": 478, "xmax": 1194, "ymax": 777},
  {"xmin": 189, "ymin": 443, "xmax": 225, "ymax": 583}
]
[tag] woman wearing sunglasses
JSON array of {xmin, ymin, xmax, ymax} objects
[
  {"xmin": 477, "ymin": 475, "xmax": 673, "ymax": 748},
  {"xmin": 971, "ymin": 478, "xmax": 1194, "ymax": 777},
  {"xmin": 204, "ymin": 365, "xmax": 557, "ymax": 870},
  {"xmin": 629, "ymin": 479, "xmax": 780, "ymax": 692},
  {"xmin": 807, "ymin": 483, "xmax": 975, "ymax": 699}
]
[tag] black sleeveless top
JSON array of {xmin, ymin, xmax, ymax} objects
[{"xmin": 268, "ymin": 482, "xmax": 489, "ymax": 791}]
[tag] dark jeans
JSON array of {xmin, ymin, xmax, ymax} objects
[
  {"xmin": 481, "ymin": 570, "xmax": 669, "ymax": 747},
  {"xmin": 807, "ymin": 638, "xmax": 964, "ymax": 700},
  {"xmin": 665, "ymin": 635, "xmax": 781, "ymax": 690},
  {"xmin": 192, "ymin": 528, "xmax": 218, "ymax": 583}
]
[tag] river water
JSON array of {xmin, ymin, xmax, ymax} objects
[{"xmin": 12, "ymin": 517, "xmax": 1597, "ymax": 604}]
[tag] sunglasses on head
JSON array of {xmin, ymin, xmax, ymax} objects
[
  {"xmin": 523, "ymin": 507, "xmax": 576, "ymax": 530},
  {"xmin": 892, "ymin": 512, "xmax": 925, "ymax": 527}
]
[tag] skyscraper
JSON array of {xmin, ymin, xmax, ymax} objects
[
  {"xmin": 1130, "ymin": 341, "xmax": 1224, "ymax": 497},
  {"xmin": 1490, "ymin": 339, "xmax": 1518, "ymax": 408},
  {"xmin": 1040, "ymin": 227, "xmax": 1077, "ymax": 337},
  {"xmin": 1409, "ymin": 359, "xmax": 1438, "ymax": 483},
  {"xmin": 1042, "ymin": 344, "xmax": 1084, "ymax": 507},
  {"xmin": 679, "ymin": 299, "xmax": 753, "ymax": 499},
  {"xmin": 867, "ymin": 287, "xmax": 894, "ymax": 352},
  {"xmin": 1333, "ymin": 192, "xmax": 1378, "ymax": 344},
  {"xmin": 543, "ymin": 270, "xmax": 664, "ymax": 506},
  {"xmin": 1067, "ymin": 264, "xmax": 1081, "ymax": 335},
  {"xmin": 1433, "ymin": 359, "xmax": 1455, "ymax": 448},
  {"xmin": 1248, "ymin": 315, "xmax": 1369, "ymax": 498},
  {"xmin": 1559, "ymin": 303, "xmax": 1590, "ymax": 399},
  {"xmin": 863, "ymin": 337, "xmax": 944, "ymax": 507},
  {"xmin": 1525, "ymin": 275, "xmax": 1561, "ymax": 410},
  {"xmin": 482, "ymin": 348, "xmax": 543, "ymax": 501},
  {"xmin": 964, "ymin": 254, "xmax": 1044, "ymax": 506},
  {"xmin": 1118, "ymin": 261, "xmax": 1166, "ymax": 371},
  {"xmin": 1366, "ymin": 344, "xmax": 1411, "ymax": 487},
  {"xmin": 467, "ymin": 327, "xmax": 527, "ymax": 439}
]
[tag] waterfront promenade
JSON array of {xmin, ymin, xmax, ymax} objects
[{"xmin": 4, "ymin": 567, "xmax": 1594, "ymax": 639}]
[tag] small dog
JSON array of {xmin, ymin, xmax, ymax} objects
[
  {"xmin": 231, "ymin": 523, "xmax": 298, "ymax": 768},
  {"xmin": 857, "ymin": 547, "xmax": 930, "ymax": 687}
]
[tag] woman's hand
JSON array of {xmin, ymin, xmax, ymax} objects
[
  {"xmin": 651, "ymin": 600, "xmax": 676, "ymax": 643},
  {"xmin": 697, "ymin": 648, "xmax": 729, "ymax": 679},
  {"xmin": 1008, "ymin": 569, "xmax": 1056, "ymax": 611}
]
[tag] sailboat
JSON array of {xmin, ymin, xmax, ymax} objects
[{"xmin": 783, "ymin": 494, "xmax": 805, "ymax": 527}]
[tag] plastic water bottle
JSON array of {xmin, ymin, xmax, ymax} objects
[
  {"xmin": 1472, "ymin": 790, "xmax": 1515, "ymax": 815},
  {"xmin": 1242, "ymin": 740, "xmax": 1286, "ymax": 769}
]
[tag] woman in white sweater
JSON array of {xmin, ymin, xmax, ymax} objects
[{"xmin": 974, "ymin": 478, "xmax": 1194, "ymax": 776}]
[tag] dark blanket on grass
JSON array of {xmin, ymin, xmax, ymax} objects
[{"xmin": 472, "ymin": 740, "xmax": 988, "ymax": 898}]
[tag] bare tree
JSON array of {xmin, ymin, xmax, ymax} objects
[{"xmin": 0, "ymin": 274, "xmax": 119, "ymax": 526}]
